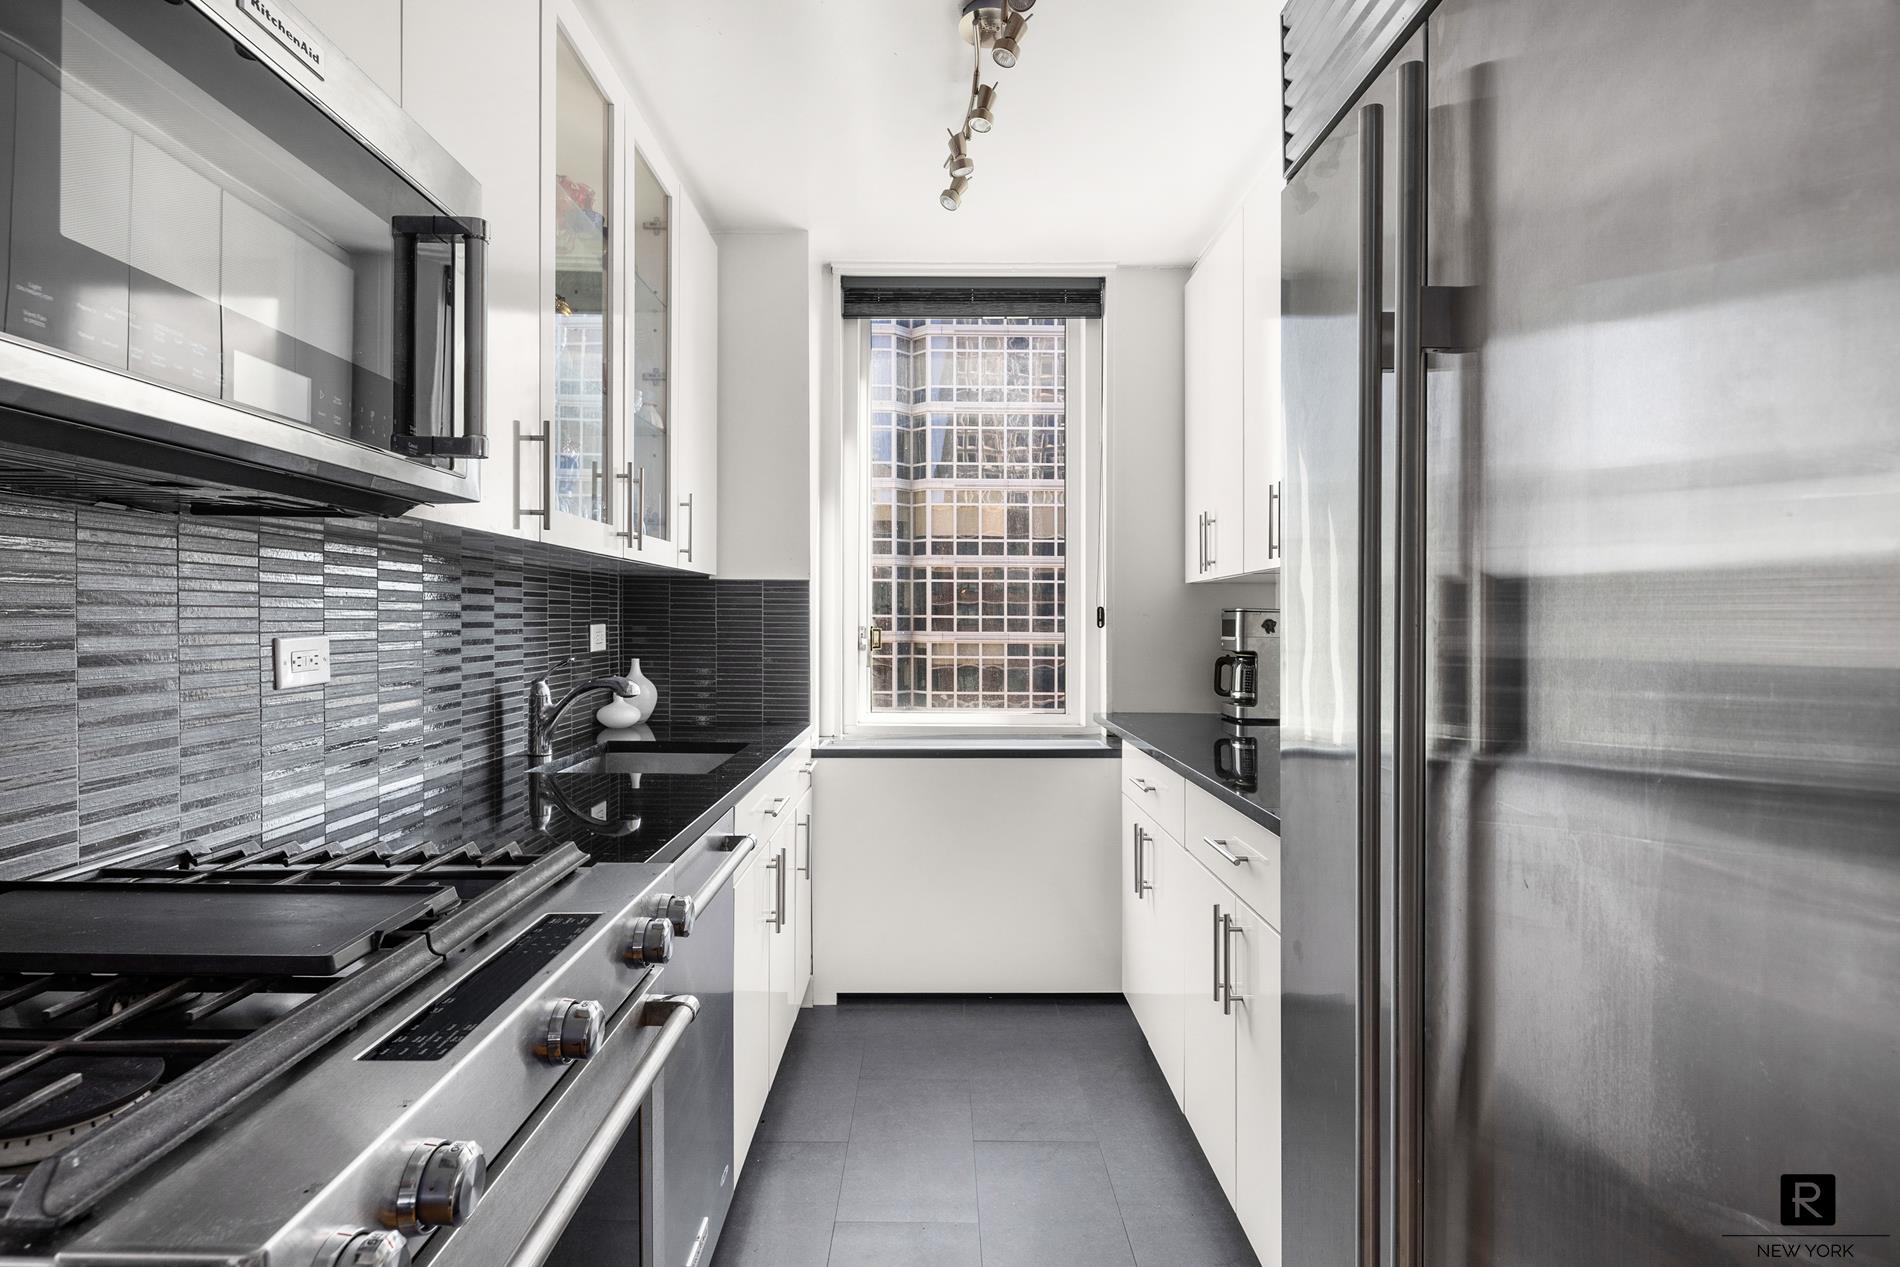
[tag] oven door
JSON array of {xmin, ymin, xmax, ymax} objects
[
  {"xmin": 0, "ymin": 0, "xmax": 485, "ymax": 513},
  {"xmin": 424, "ymin": 833, "xmax": 743, "ymax": 1267}
]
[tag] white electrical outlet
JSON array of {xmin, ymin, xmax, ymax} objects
[
  {"xmin": 272, "ymin": 634, "xmax": 332, "ymax": 690},
  {"xmin": 589, "ymin": 623, "xmax": 608, "ymax": 653}
]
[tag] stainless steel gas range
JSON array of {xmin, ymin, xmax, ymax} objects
[{"xmin": 0, "ymin": 728, "xmax": 807, "ymax": 1267}]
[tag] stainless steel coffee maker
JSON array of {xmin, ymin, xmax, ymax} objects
[{"xmin": 1214, "ymin": 607, "xmax": 1280, "ymax": 725}]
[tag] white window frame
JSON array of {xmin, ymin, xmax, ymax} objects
[{"xmin": 838, "ymin": 313, "xmax": 1097, "ymax": 736}]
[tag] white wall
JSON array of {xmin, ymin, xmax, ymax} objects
[
  {"xmin": 1105, "ymin": 267, "xmax": 1276, "ymax": 712},
  {"xmin": 716, "ymin": 232, "xmax": 814, "ymax": 579},
  {"xmin": 812, "ymin": 757, "xmax": 1121, "ymax": 996}
]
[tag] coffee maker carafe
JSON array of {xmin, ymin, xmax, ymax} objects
[{"xmin": 1214, "ymin": 607, "xmax": 1279, "ymax": 725}]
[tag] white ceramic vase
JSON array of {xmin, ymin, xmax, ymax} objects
[{"xmin": 596, "ymin": 657, "xmax": 658, "ymax": 728}]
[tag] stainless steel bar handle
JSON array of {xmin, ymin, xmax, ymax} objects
[
  {"xmin": 1221, "ymin": 912, "xmax": 1240, "ymax": 1015},
  {"xmin": 1204, "ymin": 514, "xmax": 1217, "ymax": 571},
  {"xmin": 1211, "ymin": 903, "xmax": 1223, "ymax": 1002},
  {"xmin": 775, "ymin": 848, "xmax": 788, "ymax": 932},
  {"xmin": 1196, "ymin": 511, "xmax": 1207, "ymax": 574},
  {"xmin": 1138, "ymin": 827, "xmax": 1153, "ymax": 894},
  {"xmin": 680, "ymin": 493, "xmax": 695, "ymax": 562},
  {"xmin": 512, "ymin": 421, "xmax": 552, "ymax": 528},
  {"xmin": 764, "ymin": 851, "xmax": 783, "ymax": 929},
  {"xmin": 1201, "ymin": 836, "xmax": 1251, "ymax": 867},
  {"xmin": 635, "ymin": 465, "xmax": 648, "ymax": 549},
  {"xmin": 504, "ymin": 995, "xmax": 701, "ymax": 1267},
  {"xmin": 1131, "ymin": 822, "xmax": 1141, "ymax": 897},
  {"xmin": 796, "ymin": 814, "xmax": 812, "ymax": 877},
  {"xmin": 1127, "ymin": 776, "xmax": 1155, "ymax": 794},
  {"xmin": 688, "ymin": 834, "xmax": 758, "ymax": 918},
  {"xmin": 1269, "ymin": 481, "xmax": 1282, "ymax": 560},
  {"xmin": 613, "ymin": 465, "xmax": 633, "ymax": 542},
  {"xmin": 1393, "ymin": 58, "xmax": 1429, "ymax": 1267},
  {"xmin": 1354, "ymin": 96, "xmax": 1387, "ymax": 1267}
]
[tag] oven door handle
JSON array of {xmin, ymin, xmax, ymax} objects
[
  {"xmin": 688, "ymin": 834, "xmax": 758, "ymax": 921},
  {"xmin": 505, "ymin": 994, "xmax": 701, "ymax": 1267}
]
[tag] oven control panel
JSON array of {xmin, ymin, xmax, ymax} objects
[{"xmin": 363, "ymin": 913, "xmax": 600, "ymax": 1061}]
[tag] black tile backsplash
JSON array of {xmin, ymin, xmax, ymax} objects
[{"xmin": 0, "ymin": 497, "xmax": 809, "ymax": 879}]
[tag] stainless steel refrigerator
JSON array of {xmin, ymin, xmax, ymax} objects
[{"xmin": 1278, "ymin": 2, "xmax": 1900, "ymax": 1264}]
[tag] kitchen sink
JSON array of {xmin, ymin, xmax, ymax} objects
[{"xmin": 540, "ymin": 738, "xmax": 749, "ymax": 777}]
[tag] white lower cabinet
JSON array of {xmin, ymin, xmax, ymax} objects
[
  {"xmin": 732, "ymin": 750, "xmax": 816, "ymax": 1181},
  {"xmin": 791, "ymin": 789, "xmax": 814, "ymax": 1015},
  {"xmin": 1120, "ymin": 755, "xmax": 1282, "ymax": 1267},
  {"xmin": 1232, "ymin": 900, "xmax": 1283, "ymax": 1267},
  {"xmin": 732, "ymin": 845, "xmax": 769, "ymax": 1180},
  {"xmin": 1182, "ymin": 854, "xmax": 1239, "ymax": 1199},
  {"xmin": 765, "ymin": 810, "xmax": 797, "ymax": 1079},
  {"xmin": 1121, "ymin": 796, "xmax": 1185, "ymax": 1102}
]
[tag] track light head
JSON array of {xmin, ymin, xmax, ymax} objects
[
  {"xmin": 992, "ymin": 12, "xmax": 1029, "ymax": 67},
  {"xmin": 945, "ymin": 131, "xmax": 975, "ymax": 178},
  {"xmin": 966, "ymin": 84, "xmax": 996, "ymax": 134},
  {"xmin": 940, "ymin": 174, "xmax": 971, "ymax": 211}
]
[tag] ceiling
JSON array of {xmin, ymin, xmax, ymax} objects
[{"xmin": 580, "ymin": 0, "xmax": 1283, "ymax": 267}]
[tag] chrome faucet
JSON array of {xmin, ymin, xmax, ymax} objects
[{"xmin": 528, "ymin": 672, "xmax": 639, "ymax": 761}]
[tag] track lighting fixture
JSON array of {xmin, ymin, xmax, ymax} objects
[
  {"xmin": 992, "ymin": 12, "xmax": 1029, "ymax": 67},
  {"xmin": 966, "ymin": 84, "xmax": 997, "ymax": 134},
  {"xmin": 945, "ymin": 131, "xmax": 975, "ymax": 178},
  {"xmin": 938, "ymin": 0, "xmax": 1038, "ymax": 209}
]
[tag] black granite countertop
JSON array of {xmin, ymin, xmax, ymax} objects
[
  {"xmin": 1100, "ymin": 713, "xmax": 1280, "ymax": 833},
  {"xmin": 456, "ymin": 721, "xmax": 812, "ymax": 865}
]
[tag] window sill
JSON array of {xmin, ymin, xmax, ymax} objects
[{"xmin": 814, "ymin": 733, "xmax": 1118, "ymax": 759}]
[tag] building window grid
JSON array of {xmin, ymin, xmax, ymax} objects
[{"xmin": 867, "ymin": 317, "xmax": 1068, "ymax": 713}]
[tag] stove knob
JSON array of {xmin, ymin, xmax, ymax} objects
[
  {"xmin": 535, "ymin": 996, "xmax": 605, "ymax": 1063},
  {"xmin": 386, "ymin": 1138, "xmax": 486, "ymax": 1233},
  {"xmin": 624, "ymin": 915, "xmax": 674, "ymax": 965},
  {"xmin": 657, "ymin": 891, "xmax": 696, "ymax": 937},
  {"xmin": 315, "ymin": 1230, "xmax": 410, "ymax": 1267}
]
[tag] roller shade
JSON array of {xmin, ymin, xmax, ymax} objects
[
  {"xmin": 1282, "ymin": 0, "xmax": 1434, "ymax": 174},
  {"xmin": 840, "ymin": 276, "xmax": 1104, "ymax": 320}
]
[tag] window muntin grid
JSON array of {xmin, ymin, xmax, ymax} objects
[{"xmin": 867, "ymin": 318, "xmax": 1068, "ymax": 713}]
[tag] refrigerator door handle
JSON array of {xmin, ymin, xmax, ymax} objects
[
  {"xmin": 1393, "ymin": 58, "xmax": 1429, "ymax": 1267},
  {"xmin": 1354, "ymin": 96, "xmax": 1387, "ymax": 1267}
]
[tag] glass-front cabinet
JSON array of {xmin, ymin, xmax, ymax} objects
[
  {"xmin": 540, "ymin": 1, "xmax": 678, "ymax": 563},
  {"xmin": 629, "ymin": 146, "xmax": 671, "ymax": 552},
  {"xmin": 543, "ymin": 19, "xmax": 621, "ymax": 553}
]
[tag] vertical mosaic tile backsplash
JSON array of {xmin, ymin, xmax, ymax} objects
[{"xmin": 0, "ymin": 498, "xmax": 810, "ymax": 878}]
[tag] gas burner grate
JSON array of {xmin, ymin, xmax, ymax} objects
[{"xmin": 0, "ymin": 839, "xmax": 589, "ymax": 1235}]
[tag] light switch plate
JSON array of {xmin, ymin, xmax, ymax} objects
[
  {"xmin": 272, "ymin": 634, "xmax": 331, "ymax": 690},
  {"xmin": 589, "ymin": 623, "xmax": 608, "ymax": 653}
]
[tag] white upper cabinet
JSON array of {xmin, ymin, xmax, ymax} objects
[
  {"xmin": 674, "ymin": 191, "xmax": 720, "ymax": 574},
  {"xmin": 621, "ymin": 131, "xmax": 679, "ymax": 568},
  {"xmin": 541, "ymin": 8, "xmax": 629, "ymax": 557},
  {"xmin": 1185, "ymin": 214, "xmax": 1245, "ymax": 582},
  {"xmin": 1185, "ymin": 161, "xmax": 1284, "ymax": 581},
  {"xmin": 401, "ymin": 0, "xmax": 545, "ymax": 540},
  {"xmin": 1240, "ymin": 166, "xmax": 1284, "ymax": 574}
]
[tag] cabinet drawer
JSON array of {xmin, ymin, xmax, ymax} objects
[
  {"xmin": 1184, "ymin": 786, "xmax": 1280, "ymax": 931},
  {"xmin": 1120, "ymin": 747, "xmax": 1185, "ymax": 842},
  {"xmin": 737, "ymin": 745, "xmax": 811, "ymax": 839}
]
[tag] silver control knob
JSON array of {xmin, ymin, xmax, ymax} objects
[
  {"xmin": 535, "ymin": 996, "xmax": 605, "ymax": 1063},
  {"xmin": 656, "ymin": 891, "xmax": 696, "ymax": 937},
  {"xmin": 386, "ymin": 1138, "xmax": 486, "ymax": 1234},
  {"xmin": 624, "ymin": 915, "xmax": 674, "ymax": 965},
  {"xmin": 315, "ymin": 1230, "xmax": 410, "ymax": 1267}
]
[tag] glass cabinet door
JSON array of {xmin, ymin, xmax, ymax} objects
[
  {"xmin": 549, "ymin": 29, "xmax": 616, "ymax": 537},
  {"xmin": 630, "ymin": 146, "xmax": 670, "ymax": 547}
]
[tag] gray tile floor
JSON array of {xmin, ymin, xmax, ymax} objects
[{"xmin": 712, "ymin": 997, "xmax": 1259, "ymax": 1267}]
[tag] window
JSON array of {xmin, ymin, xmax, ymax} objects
[{"xmin": 860, "ymin": 316, "xmax": 1081, "ymax": 722}]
